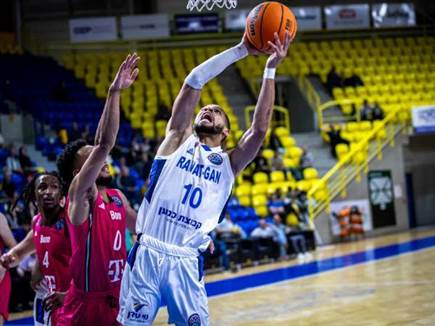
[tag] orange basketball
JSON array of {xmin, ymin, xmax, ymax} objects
[{"xmin": 245, "ymin": 1, "xmax": 297, "ymax": 53}]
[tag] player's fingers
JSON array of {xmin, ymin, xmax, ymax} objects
[
  {"xmin": 267, "ymin": 41, "xmax": 279, "ymax": 53},
  {"xmin": 274, "ymin": 32, "xmax": 282, "ymax": 48},
  {"xmin": 132, "ymin": 56, "xmax": 140, "ymax": 68},
  {"xmin": 129, "ymin": 52, "xmax": 138, "ymax": 68},
  {"xmin": 131, "ymin": 68, "xmax": 139, "ymax": 80},
  {"xmin": 283, "ymin": 30, "xmax": 290, "ymax": 49}
]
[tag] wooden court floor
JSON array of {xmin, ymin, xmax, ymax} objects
[
  {"xmin": 8, "ymin": 228, "xmax": 435, "ymax": 325},
  {"xmin": 154, "ymin": 228, "xmax": 435, "ymax": 325}
]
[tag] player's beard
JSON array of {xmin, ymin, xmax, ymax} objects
[
  {"xmin": 193, "ymin": 122, "xmax": 223, "ymax": 135},
  {"xmin": 96, "ymin": 175, "xmax": 113, "ymax": 187}
]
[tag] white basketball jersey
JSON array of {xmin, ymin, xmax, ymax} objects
[{"xmin": 136, "ymin": 134, "xmax": 234, "ymax": 251}]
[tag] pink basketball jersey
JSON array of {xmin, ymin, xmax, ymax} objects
[
  {"xmin": 33, "ymin": 211, "xmax": 72, "ymax": 293},
  {"xmin": 67, "ymin": 189, "xmax": 127, "ymax": 292}
]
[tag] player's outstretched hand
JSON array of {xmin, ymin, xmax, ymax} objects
[
  {"xmin": 0, "ymin": 252, "xmax": 18, "ymax": 269},
  {"xmin": 109, "ymin": 53, "xmax": 140, "ymax": 92},
  {"xmin": 265, "ymin": 31, "xmax": 291, "ymax": 69},
  {"xmin": 44, "ymin": 291, "xmax": 66, "ymax": 311}
]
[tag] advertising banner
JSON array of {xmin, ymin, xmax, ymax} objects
[
  {"xmin": 330, "ymin": 199, "xmax": 372, "ymax": 237},
  {"xmin": 69, "ymin": 17, "xmax": 117, "ymax": 43},
  {"xmin": 368, "ymin": 170, "xmax": 396, "ymax": 228},
  {"xmin": 325, "ymin": 4, "xmax": 370, "ymax": 30},
  {"xmin": 225, "ymin": 9, "xmax": 249, "ymax": 31},
  {"xmin": 121, "ymin": 14, "xmax": 170, "ymax": 40},
  {"xmin": 372, "ymin": 3, "xmax": 416, "ymax": 28},
  {"xmin": 411, "ymin": 105, "xmax": 435, "ymax": 133},
  {"xmin": 293, "ymin": 7, "xmax": 322, "ymax": 31},
  {"xmin": 175, "ymin": 13, "xmax": 219, "ymax": 34}
]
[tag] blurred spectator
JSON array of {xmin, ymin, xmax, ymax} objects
[
  {"xmin": 271, "ymin": 214, "xmax": 288, "ymax": 259},
  {"xmin": 372, "ymin": 102, "xmax": 384, "ymax": 120},
  {"xmin": 326, "ymin": 65, "xmax": 344, "ymax": 95},
  {"xmin": 6, "ymin": 145, "xmax": 21, "ymax": 174},
  {"xmin": 268, "ymin": 188, "xmax": 287, "ymax": 215},
  {"xmin": 326, "ymin": 125, "xmax": 350, "ymax": 158},
  {"xmin": 269, "ymin": 128, "xmax": 283, "ymax": 151},
  {"xmin": 360, "ymin": 99, "xmax": 373, "ymax": 121},
  {"xmin": 300, "ymin": 147, "xmax": 314, "ymax": 170},
  {"xmin": 2, "ymin": 168, "xmax": 17, "ymax": 203},
  {"xmin": 270, "ymin": 151, "xmax": 284, "ymax": 171},
  {"xmin": 215, "ymin": 214, "xmax": 246, "ymax": 240},
  {"xmin": 251, "ymin": 219, "xmax": 275, "ymax": 238},
  {"xmin": 156, "ymin": 104, "xmax": 171, "ymax": 121},
  {"xmin": 69, "ymin": 122, "xmax": 82, "ymax": 142},
  {"xmin": 116, "ymin": 166, "xmax": 138, "ymax": 205},
  {"xmin": 288, "ymin": 226, "xmax": 309, "ymax": 262},
  {"xmin": 18, "ymin": 146, "xmax": 35, "ymax": 175},
  {"xmin": 344, "ymin": 70, "xmax": 364, "ymax": 87},
  {"xmin": 134, "ymin": 152, "xmax": 152, "ymax": 180},
  {"xmin": 252, "ymin": 149, "xmax": 270, "ymax": 174}
]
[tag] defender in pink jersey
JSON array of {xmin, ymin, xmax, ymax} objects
[
  {"xmin": 0, "ymin": 172, "xmax": 69, "ymax": 325},
  {"xmin": 0, "ymin": 213, "xmax": 17, "ymax": 326},
  {"xmin": 56, "ymin": 53, "xmax": 138, "ymax": 326}
]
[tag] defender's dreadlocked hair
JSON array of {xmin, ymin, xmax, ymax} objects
[
  {"xmin": 56, "ymin": 139, "xmax": 88, "ymax": 189},
  {"xmin": 12, "ymin": 171, "xmax": 65, "ymax": 213}
]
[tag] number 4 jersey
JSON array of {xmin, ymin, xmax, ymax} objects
[
  {"xmin": 136, "ymin": 134, "xmax": 234, "ymax": 251},
  {"xmin": 33, "ymin": 211, "xmax": 72, "ymax": 294}
]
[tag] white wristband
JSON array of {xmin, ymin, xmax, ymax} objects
[{"xmin": 263, "ymin": 68, "xmax": 276, "ymax": 80}]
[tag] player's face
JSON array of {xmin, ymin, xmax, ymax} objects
[
  {"xmin": 35, "ymin": 175, "xmax": 62, "ymax": 210},
  {"xmin": 194, "ymin": 105, "xmax": 229, "ymax": 137}
]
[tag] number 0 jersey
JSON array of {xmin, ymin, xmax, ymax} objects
[{"xmin": 136, "ymin": 134, "xmax": 234, "ymax": 251}]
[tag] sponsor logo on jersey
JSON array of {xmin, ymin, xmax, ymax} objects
[
  {"xmin": 40, "ymin": 235, "xmax": 51, "ymax": 244},
  {"xmin": 98, "ymin": 202, "xmax": 106, "ymax": 210},
  {"xmin": 158, "ymin": 206, "xmax": 202, "ymax": 230},
  {"xmin": 187, "ymin": 147, "xmax": 194, "ymax": 155},
  {"xmin": 127, "ymin": 302, "xmax": 149, "ymax": 323},
  {"xmin": 207, "ymin": 153, "xmax": 223, "ymax": 165},
  {"xmin": 188, "ymin": 313, "xmax": 201, "ymax": 326},
  {"xmin": 110, "ymin": 210, "xmax": 122, "ymax": 220},
  {"xmin": 54, "ymin": 219, "xmax": 65, "ymax": 231},
  {"xmin": 176, "ymin": 156, "xmax": 221, "ymax": 184},
  {"xmin": 110, "ymin": 195, "xmax": 123, "ymax": 208}
]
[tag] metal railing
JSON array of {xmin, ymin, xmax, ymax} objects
[
  {"xmin": 244, "ymin": 105, "xmax": 290, "ymax": 132},
  {"xmin": 307, "ymin": 107, "xmax": 407, "ymax": 221}
]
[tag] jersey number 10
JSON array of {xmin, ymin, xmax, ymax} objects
[{"xmin": 182, "ymin": 184, "xmax": 203, "ymax": 209}]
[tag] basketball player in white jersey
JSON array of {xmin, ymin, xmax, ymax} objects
[{"xmin": 118, "ymin": 32, "xmax": 291, "ymax": 326}]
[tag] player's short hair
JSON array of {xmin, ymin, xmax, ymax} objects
[{"xmin": 56, "ymin": 139, "xmax": 88, "ymax": 188}]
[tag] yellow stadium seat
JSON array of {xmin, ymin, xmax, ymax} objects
[
  {"xmin": 270, "ymin": 170, "xmax": 285, "ymax": 183},
  {"xmin": 283, "ymin": 157, "xmax": 299, "ymax": 169},
  {"xmin": 239, "ymin": 196, "xmax": 251, "ymax": 207},
  {"xmin": 252, "ymin": 195, "xmax": 268, "ymax": 207},
  {"xmin": 274, "ymin": 126, "xmax": 289, "ymax": 138},
  {"xmin": 262, "ymin": 149, "xmax": 275, "ymax": 160},
  {"xmin": 253, "ymin": 172, "xmax": 269, "ymax": 184},
  {"xmin": 236, "ymin": 183, "xmax": 251, "ymax": 197},
  {"xmin": 335, "ymin": 143, "xmax": 349, "ymax": 160},
  {"xmin": 286, "ymin": 146, "xmax": 303, "ymax": 159},
  {"xmin": 251, "ymin": 184, "xmax": 268, "ymax": 196},
  {"xmin": 296, "ymin": 180, "xmax": 311, "ymax": 192},
  {"xmin": 255, "ymin": 205, "xmax": 269, "ymax": 217},
  {"xmin": 286, "ymin": 213, "xmax": 299, "ymax": 226},
  {"xmin": 280, "ymin": 136, "xmax": 296, "ymax": 148},
  {"xmin": 303, "ymin": 168, "xmax": 318, "ymax": 180}
]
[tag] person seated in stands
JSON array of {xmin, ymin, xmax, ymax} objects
[
  {"xmin": 116, "ymin": 166, "xmax": 138, "ymax": 205},
  {"xmin": 251, "ymin": 219, "xmax": 275, "ymax": 239},
  {"xmin": 6, "ymin": 145, "xmax": 22, "ymax": 175},
  {"xmin": 326, "ymin": 124, "xmax": 350, "ymax": 158},
  {"xmin": 215, "ymin": 213, "xmax": 246, "ymax": 240},
  {"xmin": 326, "ymin": 65, "xmax": 344, "ymax": 95},
  {"xmin": 343, "ymin": 70, "xmax": 364, "ymax": 87},
  {"xmin": 372, "ymin": 102, "xmax": 384, "ymax": 120},
  {"xmin": 268, "ymin": 188, "xmax": 288, "ymax": 215},
  {"xmin": 18, "ymin": 146, "xmax": 36, "ymax": 176},
  {"xmin": 300, "ymin": 147, "xmax": 314, "ymax": 170},
  {"xmin": 269, "ymin": 128, "xmax": 283, "ymax": 151},
  {"xmin": 270, "ymin": 214, "xmax": 289, "ymax": 259},
  {"xmin": 252, "ymin": 149, "xmax": 270, "ymax": 174},
  {"xmin": 287, "ymin": 223, "xmax": 310, "ymax": 262},
  {"xmin": 360, "ymin": 99, "xmax": 373, "ymax": 121},
  {"xmin": 270, "ymin": 150, "xmax": 284, "ymax": 171}
]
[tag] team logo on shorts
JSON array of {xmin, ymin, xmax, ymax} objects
[
  {"xmin": 207, "ymin": 153, "xmax": 223, "ymax": 165},
  {"xmin": 188, "ymin": 313, "xmax": 201, "ymax": 326},
  {"xmin": 110, "ymin": 195, "xmax": 123, "ymax": 207},
  {"xmin": 127, "ymin": 302, "xmax": 149, "ymax": 323},
  {"xmin": 133, "ymin": 303, "xmax": 146, "ymax": 312}
]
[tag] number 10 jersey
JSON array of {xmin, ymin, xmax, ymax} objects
[{"xmin": 136, "ymin": 134, "xmax": 234, "ymax": 252}]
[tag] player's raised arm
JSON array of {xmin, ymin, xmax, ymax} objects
[
  {"xmin": 230, "ymin": 32, "xmax": 291, "ymax": 176},
  {"xmin": 157, "ymin": 39, "xmax": 254, "ymax": 157},
  {"xmin": 68, "ymin": 54, "xmax": 139, "ymax": 225}
]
